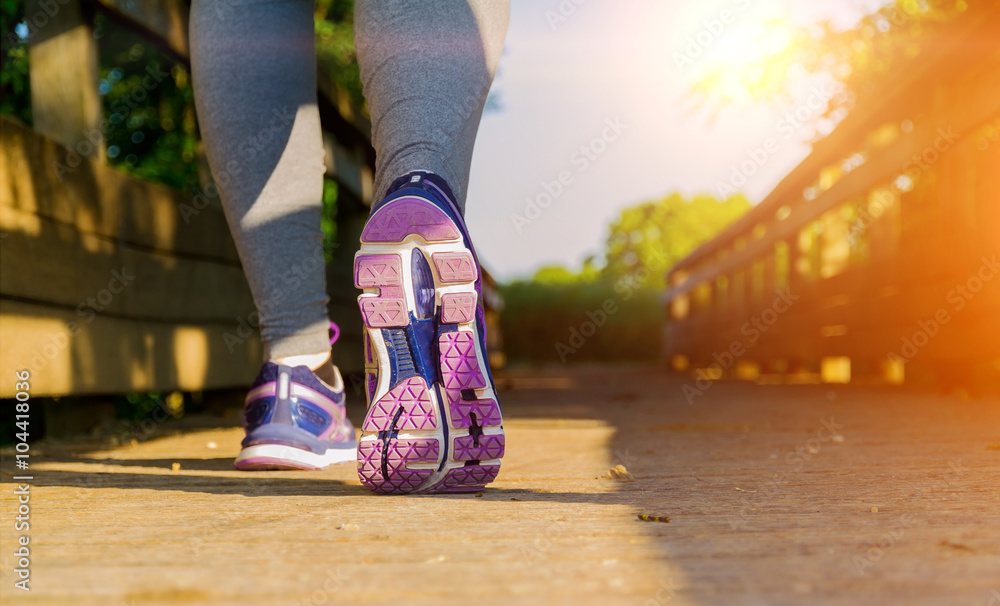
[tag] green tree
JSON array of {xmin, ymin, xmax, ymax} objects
[
  {"xmin": 315, "ymin": 0, "xmax": 365, "ymax": 110},
  {"xmin": 602, "ymin": 192, "xmax": 751, "ymax": 289},
  {"xmin": 93, "ymin": 11, "xmax": 200, "ymax": 192},
  {"xmin": 531, "ymin": 256, "xmax": 601, "ymax": 284},
  {"xmin": 802, "ymin": 0, "xmax": 970, "ymax": 117},
  {"xmin": 531, "ymin": 265, "xmax": 582, "ymax": 285},
  {"xmin": 499, "ymin": 192, "xmax": 750, "ymax": 364},
  {"xmin": 1, "ymin": 0, "xmax": 31, "ymax": 125}
]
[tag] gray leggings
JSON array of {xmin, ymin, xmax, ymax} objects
[{"xmin": 190, "ymin": 0, "xmax": 509, "ymax": 360}]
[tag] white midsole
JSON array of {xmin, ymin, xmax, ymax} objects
[{"xmin": 235, "ymin": 443, "xmax": 356, "ymax": 467}]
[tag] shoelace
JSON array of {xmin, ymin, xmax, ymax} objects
[{"xmin": 328, "ymin": 321, "xmax": 340, "ymax": 346}]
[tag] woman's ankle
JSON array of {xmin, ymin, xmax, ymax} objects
[{"xmin": 271, "ymin": 352, "xmax": 340, "ymax": 388}]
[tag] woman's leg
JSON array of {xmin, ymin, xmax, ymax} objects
[
  {"xmin": 190, "ymin": 0, "xmax": 331, "ymax": 366},
  {"xmin": 355, "ymin": 0, "xmax": 509, "ymax": 212},
  {"xmin": 352, "ymin": 0, "xmax": 510, "ymax": 494},
  {"xmin": 190, "ymin": 0, "xmax": 355, "ymax": 471}
]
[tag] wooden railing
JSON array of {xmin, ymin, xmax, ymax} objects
[
  {"xmin": 0, "ymin": 0, "xmax": 376, "ymax": 397},
  {"xmin": 663, "ymin": 3, "xmax": 1000, "ymax": 391}
]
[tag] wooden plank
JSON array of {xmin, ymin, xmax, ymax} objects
[
  {"xmin": 1, "ymin": 367, "xmax": 999, "ymax": 604},
  {"xmin": 666, "ymin": 64, "xmax": 1000, "ymax": 299},
  {"xmin": 661, "ymin": 8, "xmax": 1000, "ymax": 391},
  {"xmin": 670, "ymin": 2, "xmax": 1000, "ymax": 276},
  {"xmin": 1, "ymin": 118, "xmax": 240, "ymax": 263},
  {"xmin": 2, "ymin": 1, "xmax": 385, "ymax": 397},
  {"xmin": 25, "ymin": 0, "xmax": 102, "ymax": 151},
  {"xmin": 92, "ymin": 0, "xmax": 189, "ymax": 60},
  {"xmin": 669, "ymin": 273, "xmax": 1000, "ymax": 355},
  {"xmin": 1, "ymin": 204, "xmax": 253, "ymax": 321},
  {"xmin": 323, "ymin": 132, "xmax": 374, "ymax": 204},
  {"xmin": 0, "ymin": 299, "xmax": 261, "ymax": 397}
]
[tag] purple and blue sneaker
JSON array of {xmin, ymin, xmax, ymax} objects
[
  {"xmin": 354, "ymin": 172, "xmax": 504, "ymax": 494},
  {"xmin": 234, "ymin": 324, "xmax": 356, "ymax": 470}
]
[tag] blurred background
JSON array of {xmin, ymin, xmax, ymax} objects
[{"xmin": 1, "ymin": 0, "xmax": 998, "ymax": 439}]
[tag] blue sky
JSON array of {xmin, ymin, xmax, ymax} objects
[{"xmin": 465, "ymin": 0, "xmax": 888, "ymax": 281}]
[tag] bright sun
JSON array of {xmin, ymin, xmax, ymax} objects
[
  {"xmin": 692, "ymin": 17, "xmax": 798, "ymax": 105},
  {"xmin": 673, "ymin": 0, "xmax": 895, "ymax": 108}
]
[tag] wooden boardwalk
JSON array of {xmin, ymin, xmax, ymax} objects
[{"xmin": 2, "ymin": 366, "xmax": 999, "ymax": 605}]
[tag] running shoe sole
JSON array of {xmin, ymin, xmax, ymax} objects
[{"xmin": 354, "ymin": 195, "xmax": 504, "ymax": 494}]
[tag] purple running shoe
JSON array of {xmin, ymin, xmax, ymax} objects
[
  {"xmin": 354, "ymin": 172, "xmax": 504, "ymax": 494},
  {"xmin": 234, "ymin": 323, "xmax": 356, "ymax": 470}
]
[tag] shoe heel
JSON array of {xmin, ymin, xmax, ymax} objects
[
  {"xmin": 357, "ymin": 438, "xmax": 439, "ymax": 494},
  {"xmin": 357, "ymin": 376, "xmax": 442, "ymax": 494},
  {"xmin": 361, "ymin": 197, "xmax": 460, "ymax": 244}
]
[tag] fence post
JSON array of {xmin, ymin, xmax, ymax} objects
[{"xmin": 26, "ymin": 0, "xmax": 103, "ymax": 156}]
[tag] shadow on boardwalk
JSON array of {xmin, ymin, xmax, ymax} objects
[{"xmin": 2, "ymin": 365, "xmax": 999, "ymax": 605}]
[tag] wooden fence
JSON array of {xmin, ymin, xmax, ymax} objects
[
  {"xmin": 0, "ymin": 0, "xmax": 378, "ymax": 397},
  {"xmin": 663, "ymin": 3, "xmax": 1000, "ymax": 391}
]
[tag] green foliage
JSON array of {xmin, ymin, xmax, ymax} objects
[
  {"xmin": 1, "ymin": 9, "xmax": 200, "ymax": 191},
  {"xmin": 121, "ymin": 391, "xmax": 189, "ymax": 424},
  {"xmin": 502, "ymin": 192, "xmax": 750, "ymax": 363},
  {"xmin": 500, "ymin": 278, "xmax": 663, "ymax": 365},
  {"xmin": 114, "ymin": 392, "xmax": 169, "ymax": 424},
  {"xmin": 806, "ymin": 0, "xmax": 968, "ymax": 114},
  {"xmin": 321, "ymin": 177, "xmax": 339, "ymax": 262},
  {"xmin": 532, "ymin": 265, "xmax": 585, "ymax": 285},
  {"xmin": 602, "ymin": 192, "xmax": 751, "ymax": 289},
  {"xmin": 531, "ymin": 256, "xmax": 602, "ymax": 284},
  {"xmin": 315, "ymin": 0, "xmax": 365, "ymax": 111},
  {"xmin": 1, "ymin": 0, "xmax": 31, "ymax": 124},
  {"xmin": 93, "ymin": 13, "xmax": 200, "ymax": 192}
]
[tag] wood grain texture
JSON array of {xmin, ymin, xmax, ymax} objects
[
  {"xmin": 2, "ymin": 0, "xmax": 384, "ymax": 396},
  {"xmin": 93, "ymin": 0, "xmax": 190, "ymax": 60},
  {"xmin": 1, "ymin": 366, "xmax": 998, "ymax": 605},
  {"xmin": 26, "ymin": 0, "xmax": 102, "ymax": 150},
  {"xmin": 1, "ymin": 118, "xmax": 240, "ymax": 263},
  {"xmin": 0, "ymin": 204, "xmax": 253, "ymax": 321},
  {"xmin": 0, "ymin": 299, "xmax": 261, "ymax": 397}
]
